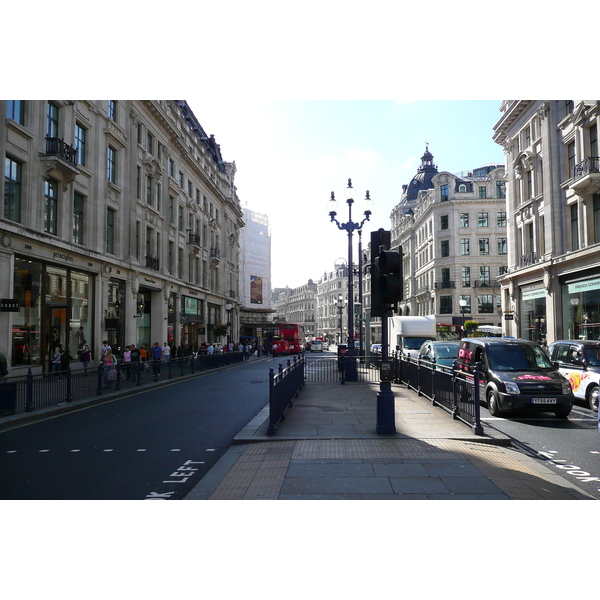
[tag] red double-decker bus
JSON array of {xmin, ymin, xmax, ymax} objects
[{"xmin": 271, "ymin": 323, "xmax": 302, "ymax": 355}]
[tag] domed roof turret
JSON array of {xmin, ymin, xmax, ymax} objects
[{"xmin": 402, "ymin": 145, "xmax": 439, "ymax": 204}]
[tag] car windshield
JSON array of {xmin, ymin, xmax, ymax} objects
[
  {"xmin": 486, "ymin": 344, "xmax": 554, "ymax": 371},
  {"xmin": 434, "ymin": 343, "xmax": 459, "ymax": 359},
  {"xmin": 404, "ymin": 337, "xmax": 431, "ymax": 350}
]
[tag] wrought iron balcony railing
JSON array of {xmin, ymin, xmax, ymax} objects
[
  {"xmin": 45, "ymin": 137, "xmax": 77, "ymax": 166},
  {"xmin": 518, "ymin": 252, "xmax": 538, "ymax": 268},
  {"xmin": 145, "ymin": 255, "xmax": 160, "ymax": 271},
  {"xmin": 572, "ymin": 156, "xmax": 600, "ymax": 181}
]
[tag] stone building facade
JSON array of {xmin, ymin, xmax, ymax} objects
[
  {"xmin": 389, "ymin": 146, "xmax": 507, "ymax": 336},
  {"xmin": 493, "ymin": 100, "xmax": 600, "ymax": 344},
  {"xmin": 1, "ymin": 100, "xmax": 244, "ymax": 374}
]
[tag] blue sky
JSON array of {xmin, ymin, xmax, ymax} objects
[{"xmin": 188, "ymin": 99, "xmax": 506, "ymax": 289}]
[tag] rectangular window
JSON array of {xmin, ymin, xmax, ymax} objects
[
  {"xmin": 441, "ymin": 240, "xmax": 449, "ymax": 257},
  {"xmin": 479, "ymin": 238, "xmax": 489, "ymax": 255},
  {"xmin": 478, "ymin": 212, "xmax": 488, "ymax": 227},
  {"xmin": 499, "ymin": 266, "xmax": 508, "ymax": 276},
  {"xmin": 146, "ymin": 227, "xmax": 152, "ymax": 257},
  {"xmin": 169, "ymin": 196, "xmax": 174, "ymax": 224},
  {"xmin": 440, "ymin": 184, "xmax": 449, "ymax": 202},
  {"xmin": 136, "ymin": 166, "xmax": 141, "ymax": 200},
  {"xmin": 441, "ymin": 267, "xmax": 450, "ymax": 286},
  {"xmin": 459, "ymin": 294, "xmax": 471, "ymax": 314},
  {"xmin": 178, "ymin": 247, "xmax": 183, "ymax": 279},
  {"xmin": 75, "ymin": 123, "xmax": 86, "ymax": 166},
  {"xmin": 44, "ymin": 179, "xmax": 58, "ymax": 235},
  {"xmin": 147, "ymin": 132, "xmax": 153, "ymax": 154},
  {"xmin": 460, "ymin": 213, "xmax": 469, "ymax": 228},
  {"xmin": 478, "ymin": 294, "xmax": 494, "ymax": 313},
  {"xmin": 146, "ymin": 176, "xmax": 152, "ymax": 205},
  {"xmin": 168, "ymin": 241, "xmax": 174, "ymax": 274},
  {"xmin": 460, "ymin": 238, "xmax": 470, "ymax": 255},
  {"xmin": 107, "ymin": 146, "xmax": 116, "ymax": 184},
  {"xmin": 6, "ymin": 101, "xmax": 24, "ymax": 125},
  {"xmin": 567, "ymin": 141, "xmax": 576, "ymax": 176},
  {"xmin": 136, "ymin": 222, "xmax": 141, "ymax": 261},
  {"xmin": 46, "ymin": 102, "xmax": 58, "ymax": 138},
  {"xmin": 461, "ymin": 266, "xmax": 470, "ymax": 287},
  {"xmin": 108, "ymin": 101, "xmax": 117, "ymax": 122},
  {"xmin": 440, "ymin": 296, "xmax": 452, "ymax": 314},
  {"xmin": 4, "ymin": 156, "xmax": 22, "ymax": 222},
  {"xmin": 168, "ymin": 159, "xmax": 174, "ymax": 178},
  {"xmin": 188, "ymin": 181, "xmax": 193, "ymax": 197},
  {"xmin": 196, "ymin": 189, "xmax": 200, "ymax": 205},
  {"xmin": 478, "ymin": 186, "xmax": 486, "ymax": 199},
  {"xmin": 107, "ymin": 208, "xmax": 115, "ymax": 253},
  {"xmin": 526, "ymin": 169, "xmax": 533, "ymax": 198},
  {"xmin": 571, "ymin": 203, "xmax": 579, "ymax": 250},
  {"xmin": 497, "ymin": 211, "xmax": 507, "ymax": 227},
  {"xmin": 590, "ymin": 124, "xmax": 598, "ymax": 157},
  {"xmin": 73, "ymin": 192, "xmax": 84, "ymax": 245},
  {"xmin": 440, "ymin": 215, "xmax": 448, "ymax": 230},
  {"xmin": 480, "ymin": 266, "xmax": 491, "ymax": 286},
  {"xmin": 496, "ymin": 181, "xmax": 505, "ymax": 199},
  {"xmin": 497, "ymin": 238, "xmax": 507, "ymax": 255},
  {"xmin": 178, "ymin": 171, "xmax": 184, "ymax": 188}
]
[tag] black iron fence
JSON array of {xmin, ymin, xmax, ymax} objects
[
  {"xmin": 0, "ymin": 353, "xmax": 246, "ymax": 417},
  {"xmin": 267, "ymin": 355, "xmax": 305, "ymax": 436}
]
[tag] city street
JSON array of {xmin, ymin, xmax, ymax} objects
[
  {"xmin": 480, "ymin": 403, "xmax": 600, "ymax": 499},
  {"xmin": 0, "ymin": 357, "xmax": 280, "ymax": 500}
]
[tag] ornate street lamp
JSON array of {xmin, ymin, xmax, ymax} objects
[
  {"xmin": 459, "ymin": 298, "xmax": 467, "ymax": 338},
  {"xmin": 328, "ymin": 179, "xmax": 373, "ymax": 381}
]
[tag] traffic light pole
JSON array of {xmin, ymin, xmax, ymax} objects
[{"xmin": 376, "ymin": 308, "xmax": 396, "ymax": 435}]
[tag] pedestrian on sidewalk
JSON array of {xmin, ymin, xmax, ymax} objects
[
  {"xmin": 80, "ymin": 344, "xmax": 92, "ymax": 375},
  {"xmin": 162, "ymin": 342, "xmax": 171, "ymax": 363},
  {"xmin": 103, "ymin": 348, "xmax": 116, "ymax": 387},
  {"xmin": 123, "ymin": 345, "xmax": 132, "ymax": 380},
  {"xmin": 151, "ymin": 342, "xmax": 163, "ymax": 376},
  {"xmin": 50, "ymin": 347, "xmax": 62, "ymax": 380}
]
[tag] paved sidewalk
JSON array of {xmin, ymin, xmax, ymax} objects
[{"xmin": 185, "ymin": 381, "xmax": 595, "ymax": 500}]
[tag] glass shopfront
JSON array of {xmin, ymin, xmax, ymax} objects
[
  {"xmin": 562, "ymin": 275, "xmax": 600, "ymax": 341},
  {"xmin": 180, "ymin": 295, "xmax": 204, "ymax": 351},
  {"xmin": 12, "ymin": 256, "xmax": 93, "ymax": 371},
  {"xmin": 520, "ymin": 285, "xmax": 547, "ymax": 344}
]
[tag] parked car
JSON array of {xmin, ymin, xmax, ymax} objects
[
  {"xmin": 548, "ymin": 340, "xmax": 600, "ymax": 412},
  {"xmin": 418, "ymin": 340, "xmax": 460, "ymax": 369},
  {"xmin": 371, "ymin": 344, "xmax": 382, "ymax": 355},
  {"xmin": 456, "ymin": 338, "xmax": 574, "ymax": 418}
]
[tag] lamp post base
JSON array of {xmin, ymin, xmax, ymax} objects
[{"xmin": 376, "ymin": 381, "xmax": 396, "ymax": 434}]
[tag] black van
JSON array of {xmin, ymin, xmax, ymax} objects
[{"xmin": 457, "ymin": 338, "xmax": 574, "ymax": 418}]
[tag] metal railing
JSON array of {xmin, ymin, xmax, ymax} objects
[
  {"xmin": 0, "ymin": 353, "xmax": 246, "ymax": 417},
  {"xmin": 267, "ymin": 355, "xmax": 305, "ymax": 435},
  {"xmin": 572, "ymin": 156, "xmax": 600, "ymax": 181},
  {"xmin": 298, "ymin": 353, "xmax": 484, "ymax": 435},
  {"xmin": 45, "ymin": 137, "xmax": 77, "ymax": 166}
]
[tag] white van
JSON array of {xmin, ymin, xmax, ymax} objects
[{"xmin": 310, "ymin": 340, "xmax": 323, "ymax": 352}]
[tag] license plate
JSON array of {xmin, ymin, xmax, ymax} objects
[{"xmin": 532, "ymin": 398, "xmax": 557, "ymax": 404}]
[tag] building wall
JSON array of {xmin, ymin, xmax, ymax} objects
[
  {"xmin": 493, "ymin": 100, "xmax": 600, "ymax": 344},
  {"xmin": 1, "ymin": 100, "xmax": 244, "ymax": 374},
  {"xmin": 390, "ymin": 159, "xmax": 507, "ymax": 333}
]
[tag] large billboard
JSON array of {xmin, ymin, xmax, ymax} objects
[{"xmin": 250, "ymin": 275, "xmax": 263, "ymax": 304}]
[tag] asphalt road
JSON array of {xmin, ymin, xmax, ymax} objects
[
  {"xmin": 480, "ymin": 402, "xmax": 600, "ymax": 499},
  {"xmin": 0, "ymin": 357, "xmax": 279, "ymax": 500}
]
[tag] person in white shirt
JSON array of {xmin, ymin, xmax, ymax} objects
[{"xmin": 162, "ymin": 343, "xmax": 171, "ymax": 361}]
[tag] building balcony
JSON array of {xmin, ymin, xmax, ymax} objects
[
  {"xmin": 518, "ymin": 252, "xmax": 539, "ymax": 268},
  {"xmin": 473, "ymin": 280, "xmax": 499, "ymax": 288},
  {"xmin": 571, "ymin": 157, "xmax": 600, "ymax": 194},
  {"xmin": 145, "ymin": 255, "xmax": 160, "ymax": 271},
  {"xmin": 434, "ymin": 281, "xmax": 455, "ymax": 289},
  {"xmin": 40, "ymin": 137, "xmax": 79, "ymax": 182},
  {"xmin": 187, "ymin": 232, "xmax": 201, "ymax": 246}
]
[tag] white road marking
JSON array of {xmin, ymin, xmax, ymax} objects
[
  {"xmin": 103, "ymin": 449, "xmax": 113, "ymax": 452},
  {"xmin": 71, "ymin": 449, "xmax": 81, "ymax": 453},
  {"xmin": 39, "ymin": 449, "xmax": 49, "ymax": 453}
]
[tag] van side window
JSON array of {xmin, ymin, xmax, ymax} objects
[
  {"xmin": 555, "ymin": 344, "xmax": 569, "ymax": 363},
  {"xmin": 474, "ymin": 347, "xmax": 483, "ymax": 363}
]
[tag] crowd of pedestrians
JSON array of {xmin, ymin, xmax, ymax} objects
[{"xmin": 94, "ymin": 340, "xmax": 258, "ymax": 387}]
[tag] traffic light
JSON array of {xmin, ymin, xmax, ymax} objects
[{"xmin": 373, "ymin": 249, "xmax": 402, "ymax": 315}]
